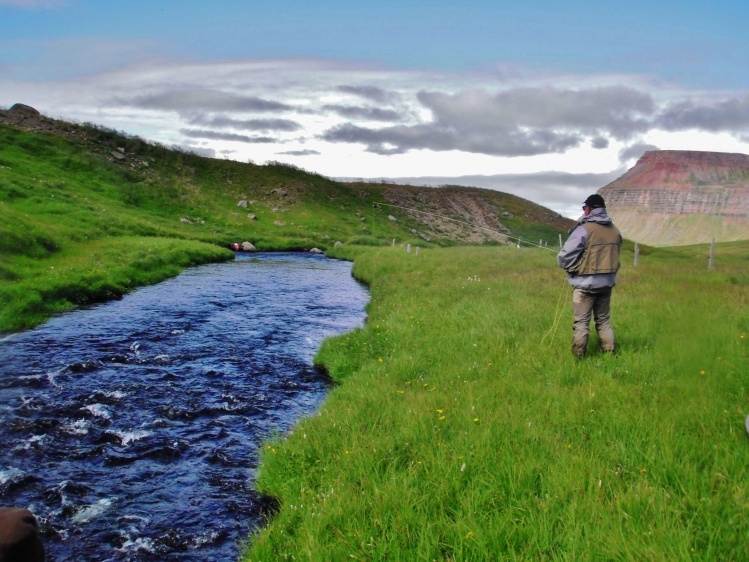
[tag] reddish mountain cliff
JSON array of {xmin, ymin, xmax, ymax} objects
[{"xmin": 599, "ymin": 150, "xmax": 749, "ymax": 246}]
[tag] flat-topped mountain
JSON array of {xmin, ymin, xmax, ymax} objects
[{"xmin": 599, "ymin": 150, "xmax": 749, "ymax": 246}]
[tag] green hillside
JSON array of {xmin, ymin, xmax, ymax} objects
[{"xmin": 0, "ymin": 111, "xmax": 572, "ymax": 331}]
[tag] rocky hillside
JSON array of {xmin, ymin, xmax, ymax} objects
[
  {"xmin": 599, "ymin": 150, "xmax": 749, "ymax": 246},
  {"xmin": 346, "ymin": 181, "xmax": 572, "ymax": 245}
]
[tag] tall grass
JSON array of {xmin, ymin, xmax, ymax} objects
[
  {"xmin": 0, "ymin": 237, "xmax": 233, "ymax": 331},
  {"xmin": 244, "ymin": 243, "xmax": 749, "ymax": 561}
]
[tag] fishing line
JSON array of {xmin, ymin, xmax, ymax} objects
[{"xmin": 540, "ymin": 282, "xmax": 571, "ymax": 349}]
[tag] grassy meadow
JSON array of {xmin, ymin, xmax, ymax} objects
[{"xmin": 244, "ymin": 242, "xmax": 749, "ymax": 561}]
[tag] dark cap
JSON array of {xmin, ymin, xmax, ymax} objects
[{"xmin": 583, "ymin": 194, "xmax": 606, "ymax": 208}]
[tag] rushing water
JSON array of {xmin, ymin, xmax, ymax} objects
[{"xmin": 0, "ymin": 253, "xmax": 369, "ymax": 561}]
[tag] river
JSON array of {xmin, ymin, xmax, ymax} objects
[{"xmin": 0, "ymin": 252, "xmax": 369, "ymax": 561}]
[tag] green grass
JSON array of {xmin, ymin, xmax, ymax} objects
[
  {"xmin": 243, "ymin": 242, "xmax": 749, "ymax": 561},
  {"xmin": 0, "ymin": 237, "xmax": 233, "ymax": 331}
]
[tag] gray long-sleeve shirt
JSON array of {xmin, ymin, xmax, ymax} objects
[{"xmin": 557, "ymin": 208, "xmax": 619, "ymax": 290}]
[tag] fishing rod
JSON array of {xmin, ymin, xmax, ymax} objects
[{"xmin": 376, "ymin": 202, "xmax": 560, "ymax": 251}]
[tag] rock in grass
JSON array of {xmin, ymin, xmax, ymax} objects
[
  {"xmin": 0, "ymin": 508, "xmax": 45, "ymax": 562},
  {"xmin": 9, "ymin": 103, "xmax": 40, "ymax": 117}
]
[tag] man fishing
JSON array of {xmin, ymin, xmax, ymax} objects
[{"xmin": 557, "ymin": 194, "xmax": 623, "ymax": 357}]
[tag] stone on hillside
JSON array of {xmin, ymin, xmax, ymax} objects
[
  {"xmin": 180, "ymin": 217, "xmax": 192, "ymax": 224},
  {"xmin": 388, "ymin": 215, "xmax": 397, "ymax": 221},
  {"xmin": 241, "ymin": 241, "xmax": 256, "ymax": 252},
  {"xmin": 334, "ymin": 241, "xmax": 343, "ymax": 247},
  {"xmin": 9, "ymin": 103, "xmax": 40, "ymax": 117},
  {"xmin": 309, "ymin": 247, "xmax": 324, "ymax": 254},
  {"xmin": 237, "ymin": 199, "xmax": 248, "ymax": 208},
  {"xmin": 273, "ymin": 220, "xmax": 285, "ymax": 226},
  {"xmin": 111, "ymin": 151, "xmax": 125, "ymax": 160},
  {"xmin": 247, "ymin": 213, "xmax": 257, "ymax": 220}
]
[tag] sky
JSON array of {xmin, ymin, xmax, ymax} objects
[{"xmin": 2, "ymin": 0, "xmax": 749, "ymax": 218}]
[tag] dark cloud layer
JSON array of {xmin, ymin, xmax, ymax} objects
[
  {"xmin": 321, "ymin": 85, "xmax": 657, "ymax": 157},
  {"xmin": 180, "ymin": 128, "xmax": 278, "ymax": 143},
  {"xmin": 322, "ymin": 104, "xmax": 402, "ymax": 122},
  {"xmin": 187, "ymin": 114, "xmax": 302, "ymax": 132},
  {"xmin": 656, "ymin": 95, "xmax": 749, "ymax": 132},
  {"xmin": 418, "ymin": 86, "xmax": 654, "ymax": 139},
  {"xmin": 336, "ymin": 85, "xmax": 397, "ymax": 103},
  {"xmin": 276, "ymin": 149, "xmax": 321, "ymax": 156},
  {"xmin": 121, "ymin": 89, "xmax": 292, "ymax": 112},
  {"xmin": 321, "ymin": 122, "xmax": 583, "ymax": 156}
]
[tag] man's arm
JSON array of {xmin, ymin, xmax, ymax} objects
[{"xmin": 557, "ymin": 225, "xmax": 588, "ymax": 271}]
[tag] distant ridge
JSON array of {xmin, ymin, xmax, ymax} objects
[{"xmin": 599, "ymin": 150, "xmax": 749, "ymax": 246}]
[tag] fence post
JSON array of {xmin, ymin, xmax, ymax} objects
[
  {"xmin": 392, "ymin": 239, "xmax": 395, "ymax": 247},
  {"xmin": 634, "ymin": 243, "xmax": 639, "ymax": 268},
  {"xmin": 407, "ymin": 243, "xmax": 411, "ymax": 253},
  {"xmin": 559, "ymin": 234, "xmax": 563, "ymax": 249},
  {"xmin": 709, "ymin": 238, "xmax": 715, "ymax": 270},
  {"xmin": 517, "ymin": 237, "xmax": 522, "ymax": 249},
  {"xmin": 416, "ymin": 246, "xmax": 420, "ymax": 256}
]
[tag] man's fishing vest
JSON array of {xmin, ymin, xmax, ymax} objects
[{"xmin": 567, "ymin": 222, "xmax": 622, "ymax": 275}]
